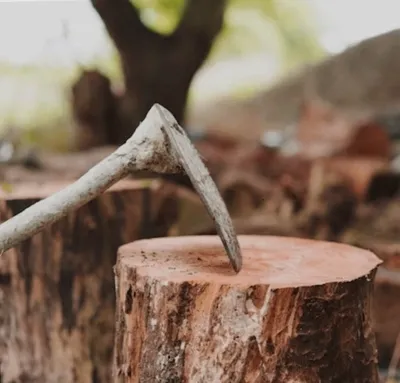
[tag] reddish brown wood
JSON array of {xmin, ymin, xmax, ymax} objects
[
  {"xmin": 114, "ymin": 235, "xmax": 381, "ymax": 382},
  {"xmin": 0, "ymin": 179, "xmax": 181, "ymax": 383},
  {"xmin": 296, "ymin": 101, "xmax": 390, "ymax": 160},
  {"xmin": 339, "ymin": 121, "xmax": 391, "ymax": 159},
  {"xmin": 316, "ymin": 157, "xmax": 388, "ymax": 200}
]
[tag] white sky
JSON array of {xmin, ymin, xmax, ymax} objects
[
  {"xmin": 0, "ymin": 0, "xmax": 399, "ymax": 65},
  {"xmin": 0, "ymin": 1, "xmax": 110, "ymax": 65},
  {"xmin": 313, "ymin": 0, "xmax": 400, "ymax": 53}
]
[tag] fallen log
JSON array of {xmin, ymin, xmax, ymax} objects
[{"xmin": 114, "ymin": 235, "xmax": 381, "ymax": 382}]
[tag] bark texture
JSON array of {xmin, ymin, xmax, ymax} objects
[
  {"xmin": 114, "ymin": 235, "xmax": 381, "ymax": 383},
  {"xmin": 0, "ymin": 179, "xmax": 180, "ymax": 383},
  {"xmin": 90, "ymin": 0, "xmax": 227, "ymax": 144},
  {"xmin": 360, "ymin": 242, "xmax": 400, "ymax": 367}
]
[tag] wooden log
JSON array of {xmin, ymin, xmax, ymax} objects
[
  {"xmin": 114, "ymin": 235, "xmax": 381, "ymax": 382},
  {"xmin": 0, "ymin": 179, "xmax": 181, "ymax": 383}
]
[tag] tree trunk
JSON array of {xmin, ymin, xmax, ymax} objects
[
  {"xmin": 91, "ymin": 0, "xmax": 227, "ymax": 144},
  {"xmin": 113, "ymin": 235, "xmax": 381, "ymax": 383},
  {"xmin": 0, "ymin": 179, "xmax": 181, "ymax": 383}
]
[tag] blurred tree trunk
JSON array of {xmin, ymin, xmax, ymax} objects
[{"xmin": 91, "ymin": 0, "xmax": 227, "ymax": 144}]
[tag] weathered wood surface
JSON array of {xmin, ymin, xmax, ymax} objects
[
  {"xmin": 0, "ymin": 179, "xmax": 182, "ymax": 383},
  {"xmin": 114, "ymin": 235, "xmax": 381, "ymax": 383}
]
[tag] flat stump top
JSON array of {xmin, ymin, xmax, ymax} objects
[{"xmin": 118, "ymin": 235, "xmax": 382, "ymax": 288}]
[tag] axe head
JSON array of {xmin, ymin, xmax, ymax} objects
[{"xmin": 155, "ymin": 104, "xmax": 242, "ymax": 273}]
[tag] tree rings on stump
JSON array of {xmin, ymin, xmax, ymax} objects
[{"xmin": 114, "ymin": 235, "xmax": 382, "ymax": 382}]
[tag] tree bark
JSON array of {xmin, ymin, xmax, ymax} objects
[
  {"xmin": 0, "ymin": 179, "xmax": 181, "ymax": 383},
  {"xmin": 91, "ymin": 0, "xmax": 227, "ymax": 144},
  {"xmin": 114, "ymin": 235, "xmax": 381, "ymax": 383},
  {"xmin": 356, "ymin": 242, "xmax": 400, "ymax": 368}
]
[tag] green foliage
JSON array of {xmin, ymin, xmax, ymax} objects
[{"xmin": 132, "ymin": 0, "xmax": 185, "ymax": 34}]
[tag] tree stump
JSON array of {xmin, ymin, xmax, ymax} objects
[
  {"xmin": 0, "ymin": 179, "xmax": 181, "ymax": 383},
  {"xmin": 114, "ymin": 235, "xmax": 381, "ymax": 383}
]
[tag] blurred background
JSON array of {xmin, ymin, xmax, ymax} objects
[
  {"xmin": 0, "ymin": 0, "xmax": 398, "ymax": 151},
  {"xmin": 2, "ymin": 1, "xmax": 400, "ymax": 381}
]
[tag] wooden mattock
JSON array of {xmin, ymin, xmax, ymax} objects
[{"xmin": 114, "ymin": 235, "xmax": 382, "ymax": 383}]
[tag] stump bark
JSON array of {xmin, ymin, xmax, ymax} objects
[
  {"xmin": 114, "ymin": 235, "xmax": 381, "ymax": 383},
  {"xmin": 361, "ymin": 242, "xmax": 400, "ymax": 368},
  {"xmin": 0, "ymin": 179, "xmax": 181, "ymax": 383}
]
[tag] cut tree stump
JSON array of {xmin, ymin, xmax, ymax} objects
[
  {"xmin": 0, "ymin": 179, "xmax": 182, "ymax": 383},
  {"xmin": 114, "ymin": 235, "xmax": 381, "ymax": 383}
]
